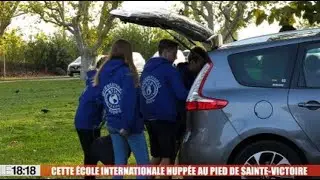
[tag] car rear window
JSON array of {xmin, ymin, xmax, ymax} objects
[{"xmin": 228, "ymin": 45, "xmax": 297, "ymax": 88}]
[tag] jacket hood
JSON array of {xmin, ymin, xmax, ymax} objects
[
  {"xmin": 144, "ymin": 57, "xmax": 171, "ymax": 72},
  {"xmin": 100, "ymin": 58, "xmax": 126, "ymax": 75}
]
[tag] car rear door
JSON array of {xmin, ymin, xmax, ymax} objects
[{"xmin": 288, "ymin": 41, "xmax": 320, "ymax": 150}]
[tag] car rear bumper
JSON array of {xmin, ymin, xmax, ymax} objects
[
  {"xmin": 68, "ymin": 66, "xmax": 81, "ymax": 73},
  {"xmin": 178, "ymin": 110, "xmax": 241, "ymax": 165}
]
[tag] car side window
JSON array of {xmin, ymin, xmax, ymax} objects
[
  {"xmin": 228, "ymin": 45, "xmax": 297, "ymax": 88},
  {"xmin": 303, "ymin": 48, "xmax": 320, "ymax": 88}
]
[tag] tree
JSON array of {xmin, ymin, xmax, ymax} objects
[
  {"xmin": 49, "ymin": 30, "xmax": 79, "ymax": 69},
  {"xmin": 0, "ymin": 1, "xmax": 25, "ymax": 77},
  {"xmin": 107, "ymin": 24, "xmax": 195, "ymax": 60},
  {"xmin": 253, "ymin": 1, "xmax": 320, "ymax": 27},
  {"xmin": 108, "ymin": 25, "xmax": 154, "ymax": 59},
  {"xmin": 0, "ymin": 1, "xmax": 24, "ymax": 38},
  {"xmin": 24, "ymin": 31, "xmax": 79, "ymax": 73},
  {"xmin": 108, "ymin": 24, "xmax": 174, "ymax": 59},
  {"xmin": 25, "ymin": 32, "xmax": 50, "ymax": 72},
  {"xmin": 181, "ymin": 1, "xmax": 264, "ymax": 43},
  {"xmin": 27, "ymin": 1, "xmax": 121, "ymax": 79},
  {"xmin": 0, "ymin": 29, "xmax": 26, "ymax": 63}
]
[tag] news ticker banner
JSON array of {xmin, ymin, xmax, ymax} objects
[{"xmin": 2, "ymin": 165, "xmax": 320, "ymax": 177}]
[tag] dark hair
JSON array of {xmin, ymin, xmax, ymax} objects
[
  {"xmin": 279, "ymin": 25, "xmax": 296, "ymax": 32},
  {"xmin": 188, "ymin": 46, "xmax": 210, "ymax": 64},
  {"xmin": 158, "ymin": 39, "xmax": 179, "ymax": 55}
]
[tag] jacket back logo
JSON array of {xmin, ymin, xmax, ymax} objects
[
  {"xmin": 141, "ymin": 75, "xmax": 161, "ymax": 104},
  {"xmin": 102, "ymin": 83, "xmax": 122, "ymax": 114}
]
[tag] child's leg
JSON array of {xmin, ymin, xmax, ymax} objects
[
  {"xmin": 157, "ymin": 121, "xmax": 177, "ymax": 179},
  {"xmin": 145, "ymin": 121, "xmax": 161, "ymax": 166},
  {"xmin": 87, "ymin": 129, "xmax": 101, "ymax": 165},
  {"xmin": 76, "ymin": 129, "xmax": 94, "ymax": 165},
  {"xmin": 127, "ymin": 132, "xmax": 150, "ymax": 179},
  {"xmin": 77, "ymin": 129, "xmax": 97, "ymax": 180},
  {"xmin": 110, "ymin": 133, "xmax": 130, "ymax": 179}
]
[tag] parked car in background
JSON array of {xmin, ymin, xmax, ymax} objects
[
  {"xmin": 67, "ymin": 56, "xmax": 81, "ymax": 76},
  {"xmin": 111, "ymin": 8, "xmax": 320, "ymax": 178},
  {"xmin": 67, "ymin": 52, "xmax": 145, "ymax": 76},
  {"xmin": 67, "ymin": 55, "xmax": 105, "ymax": 77},
  {"xmin": 152, "ymin": 49, "xmax": 187, "ymax": 66}
]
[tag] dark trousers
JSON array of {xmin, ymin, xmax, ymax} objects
[
  {"xmin": 145, "ymin": 120, "xmax": 177, "ymax": 159},
  {"xmin": 76, "ymin": 129, "xmax": 101, "ymax": 165},
  {"xmin": 77, "ymin": 129, "xmax": 101, "ymax": 180},
  {"xmin": 90, "ymin": 135, "xmax": 132, "ymax": 165}
]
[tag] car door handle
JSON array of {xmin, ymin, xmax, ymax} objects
[{"xmin": 298, "ymin": 101, "xmax": 320, "ymax": 110}]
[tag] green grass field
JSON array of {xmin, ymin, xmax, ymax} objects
[{"xmin": 0, "ymin": 79, "xmax": 144, "ymax": 179}]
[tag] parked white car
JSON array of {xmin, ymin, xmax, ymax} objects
[
  {"xmin": 67, "ymin": 55, "xmax": 105, "ymax": 77},
  {"xmin": 67, "ymin": 52, "xmax": 146, "ymax": 76},
  {"xmin": 152, "ymin": 49, "xmax": 187, "ymax": 66}
]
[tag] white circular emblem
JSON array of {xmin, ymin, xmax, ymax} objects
[
  {"xmin": 102, "ymin": 83, "xmax": 122, "ymax": 114},
  {"xmin": 142, "ymin": 76, "xmax": 161, "ymax": 104}
]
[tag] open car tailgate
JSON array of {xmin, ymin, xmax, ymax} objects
[{"xmin": 110, "ymin": 9, "xmax": 214, "ymax": 44}]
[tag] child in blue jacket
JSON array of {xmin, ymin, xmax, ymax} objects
[
  {"xmin": 140, "ymin": 39, "xmax": 188, "ymax": 171},
  {"xmin": 93, "ymin": 39, "xmax": 149, "ymax": 179},
  {"xmin": 74, "ymin": 57, "xmax": 106, "ymax": 167}
]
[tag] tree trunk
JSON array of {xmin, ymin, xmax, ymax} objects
[
  {"xmin": 221, "ymin": 21, "xmax": 235, "ymax": 44},
  {"xmin": 205, "ymin": 3, "xmax": 214, "ymax": 32},
  {"xmin": 3, "ymin": 53, "xmax": 6, "ymax": 77},
  {"xmin": 72, "ymin": 22, "xmax": 94, "ymax": 80},
  {"xmin": 207, "ymin": 15, "xmax": 214, "ymax": 32},
  {"xmin": 44, "ymin": 61, "xmax": 48, "ymax": 73},
  {"xmin": 80, "ymin": 48, "xmax": 95, "ymax": 80},
  {"xmin": 61, "ymin": 1, "xmax": 66, "ymax": 40}
]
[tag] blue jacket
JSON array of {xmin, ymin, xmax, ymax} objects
[
  {"xmin": 97, "ymin": 58, "xmax": 144, "ymax": 134},
  {"xmin": 74, "ymin": 70, "xmax": 103, "ymax": 129},
  {"xmin": 140, "ymin": 57, "xmax": 188, "ymax": 122}
]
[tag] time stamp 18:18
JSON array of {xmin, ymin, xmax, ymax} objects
[{"xmin": 0, "ymin": 165, "xmax": 40, "ymax": 176}]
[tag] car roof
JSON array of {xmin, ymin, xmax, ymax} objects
[{"xmin": 220, "ymin": 28, "xmax": 320, "ymax": 49}]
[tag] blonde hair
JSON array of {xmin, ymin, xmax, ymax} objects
[{"xmin": 93, "ymin": 39, "xmax": 139, "ymax": 87}]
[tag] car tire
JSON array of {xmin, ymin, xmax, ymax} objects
[
  {"xmin": 232, "ymin": 140, "xmax": 304, "ymax": 179},
  {"xmin": 68, "ymin": 72, "xmax": 74, "ymax": 77}
]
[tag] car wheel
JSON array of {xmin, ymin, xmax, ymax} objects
[{"xmin": 232, "ymin": 140, "xmax": 303, "ymax": 179}]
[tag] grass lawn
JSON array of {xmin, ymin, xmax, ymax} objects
[{"xmin": 0, "ymin": 79, "xmax": 146, "ymax": 179}]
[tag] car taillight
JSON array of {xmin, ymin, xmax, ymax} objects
[{"xmin": 186, "ymin": 62, "xmax": 228, "ymax": 111}]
